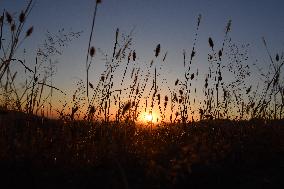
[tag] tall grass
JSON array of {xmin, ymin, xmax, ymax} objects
[
  {"xmin": 0, "ymin": 2, "xmax": 283, "ymax": 188},
  {"xmin": 0, "ymin": 0, "xmax": 283, "ymax": 123}
]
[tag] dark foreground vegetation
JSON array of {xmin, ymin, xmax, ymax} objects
[{"xmin": 0, "ymin": 112, "xmax": 283, "ymax": 188}]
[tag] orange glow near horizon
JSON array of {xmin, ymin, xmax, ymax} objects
[{"xmin": 138, "ymin": 111, "xmax": 160, "ymax": 124}]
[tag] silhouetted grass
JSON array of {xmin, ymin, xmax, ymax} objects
[
  {"xmin": 0, "ymin": 1, "xmax": 284, "ymax": 188},
  {"xmin": 0, "ymin": 113, "xmax": 283, "ymax": 188}
]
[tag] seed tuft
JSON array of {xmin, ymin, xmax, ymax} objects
[
  {"xmin": 175, "ymin": 79, "xmax": 179, "ymax": 86},
  {"xmin": 209, "ymin": 37, "xmax": 214, "ymax": 50},
  {"xmin": 89, "ymin": 82, "xmax": 94, "ymax": 89},
  {"xmin": 155, "ymin": 44, "xmax": 161, "ymax": 57},
  {"xmin": 276, "ymin": 54, "xmax": 279, "ymax": 61},
  {"xmin": 122, "ymin": 102, "xmax": 131, "ymax": 115},
  {"xmin": 5, "ymin": 11, "xmax": 12, "ymax": 24},
  {"xmin": 26, "ymin": 26, "xmax": 33, "ymax": 37},
  {"xmin": 19, "ymin": 11, "xmax": 25, "ymax": 23},
  {"xmin": 197, "ymin": 14, "xmax": 202, "ymax": 27},
  {"xmin": 90, "ymin": 46, "xmax": 95, "ymax": 57},
  {"xmin": 11, "ymin": 24, "xmax": 16, "ymax": 31},
  {"xmin": 226, "ymin": 20, "xmax": 232, "ymax": 34},
  {"xmin": 133, "ymin": 50, "xmax": 136, "ymax": 61}
]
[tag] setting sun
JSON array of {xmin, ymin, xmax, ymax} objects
[
  {"xmin": 145, "ymin": 114, "xmax": 153, "ymax": 122},
  {"xmin": 139, "ymin": 111, "xmax": 160, "ymax": 123}
]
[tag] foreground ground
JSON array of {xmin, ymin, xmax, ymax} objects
[{"xmin": 0, "ymin": 112, "xmax": 283, "ymax": 188}]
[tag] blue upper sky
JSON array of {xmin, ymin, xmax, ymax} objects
[{"xmin": 1, "ymin": 0, "xmax": 284, "ymax": 97}]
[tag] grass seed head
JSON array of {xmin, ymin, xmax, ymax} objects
[
  {"xmin": 197, "ymin": 14, "xmax": 202, "ymax": 26},
  {"xmin": 191, "ymin": 50, "xmax": 195, "ymax": 59},
  {"xmin": 209, "ymin": 37, "xmax": 214, "ymax": 50},
  {"xmin": 115, "ymin": 28, "xmax": 119, "ymax": 40},
  {"xmin": 89, "ymin": 106, "xmax": 95, "ymax": 114},
  {"xmin": 246, "ymin": 86, "xmax": 252, "ymax": 94},
  {"xmin": 0, "ymin": 15, "xmax": 3, "ymax": 24},
  {"xmin": 122, "ymin": 102, "xmax": 131, "ymax": 115},
  {"xmin": 90, "ymin": 46, "xmax": 95, "ymax": 57},
  {"xmin": 165, "ymin": 95, "xmax": 168, "ymax": 101},
  {"xmin": 5, "ymin": 11, "xmax": 12, "ymax": 24},
  {"xmin": 175, "ymin": 79, "xmax": 179, "ymax": 86},
  {"xmin": 133, "ymin": 50, "xmax": 136, "ymax": 61},
  {"xmin": 155, "ymin": 44, "xmax": 161, "ymax": 57},
  {"xmin": 89, "ymin": 82, "xmax": 94, "ymax": 89},
  {"xmin": 276, "ymin": 54, "xmax": 279, "ymax": 61},
  {"xmin": 72, "ymin": 106, "xmax": 79, "ymax": 114},
  {"xmin": 26, "ymin": 26, "xmax": 33, "ymax": 37},
  {"xmin": 11, "ymin": 24, "xmax": 16, "ymax": 31},
  {"xmin": 19, "ymin": 11, "xmax": 25, "ymax": 23},
  {"xmin": 218, "ymin": 50, "xmax": 222, "ymax": 59},
  {"xmin": 226, "ymin": 20, "xmax": 232, "ymax": 34}
]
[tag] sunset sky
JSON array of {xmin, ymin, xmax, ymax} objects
[{"xmin": 1, "ymin": 0, "xmax": 284, "ymax": 120}]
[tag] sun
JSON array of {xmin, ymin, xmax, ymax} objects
[
  {"xmin": 145, "ymin": 114, "xmax": 153, "ymax": 122},
  {"xmin": 138, "ymin": 111, "xmax": 159, "ymax": 124}
]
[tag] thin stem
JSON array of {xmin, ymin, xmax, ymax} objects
[{"xmin": 86, "ymin": 1, "xmax": 99, "ymax": 101}]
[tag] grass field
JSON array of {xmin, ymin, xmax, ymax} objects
[
  {"xmin": 0, "ymin": 1, "xmax": 284, "ymax": 188},
  {"xmin": 0, "ymin": 112, "xmax": 283, "ymax": 188}
]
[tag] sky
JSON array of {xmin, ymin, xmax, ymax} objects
[{"xmin": 1, "ymin": 0, "xmax": 284, "ymax": 120}]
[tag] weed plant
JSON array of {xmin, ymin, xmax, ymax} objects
[{"xmin": 0, "ymin": 1, "xmax": 283, "ymax": 188}]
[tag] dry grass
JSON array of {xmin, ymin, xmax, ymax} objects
[
  {"xmin": 0, "ymin": 1, "xmax": 284, "ymax": 188},
  {"xmin": 0, "ymin": 115, "xmax": 283, "ymax": 188}
]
